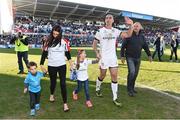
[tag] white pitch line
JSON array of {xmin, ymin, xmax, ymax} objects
[
  {"xmin": 119, "ymin": 77, "xmax": 180, "ymax": 101},
  {"xmin": 137, "ymin": 84, "xmax": 180, "ymax": 101}
]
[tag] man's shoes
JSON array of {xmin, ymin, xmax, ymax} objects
[
  {"xmin": 96, "ymin": 90, "xmax": 102, "ymax": 97},
  {"xmin": 113, "ymin": 99, "xmax": 122, "ymax": 107},
  {"xmin": 17, "ymin": 71, "xmax": 25, "ymax": 74},
  {"xmin": 128, "ymin": 92, "xmax": 135, "ymax": 97},
  {"xmin": 133, "ymin": 90, "xmax": 138, "ymax": 94}
]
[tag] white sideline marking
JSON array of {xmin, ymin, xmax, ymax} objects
[
  {"xmin": 119, "ymin": 77, "xmax": 180, "ymax": 101},
  {"xmin": 137, "ymin": 84, "xmax": 180, "ymax": 101}
]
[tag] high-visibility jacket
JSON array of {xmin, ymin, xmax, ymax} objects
[{"xmin": 15, "ymin": 36, "xmax": 28, "ymax": 52}]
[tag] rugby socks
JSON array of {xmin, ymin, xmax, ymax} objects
[
  {"xmin": 96, "ymin": 77, "xmax": 103, "ymax": 91},
  {"xmin": 111, "ymin": 81, "xmax": 118, "ymax": 101}
]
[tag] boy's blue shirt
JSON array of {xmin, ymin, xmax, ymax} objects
[{"xmin": 24, "ymin": 71, "xmax": 44, "ymax": 93}]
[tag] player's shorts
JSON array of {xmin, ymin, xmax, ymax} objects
[{"xmin": 99, "ymin": 57, "xmax": 118, "ymax": 69}]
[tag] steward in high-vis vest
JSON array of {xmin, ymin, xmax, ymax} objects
[{"xmin": 10, "ymin": 32, "xmax": 29, "ymax": 74}]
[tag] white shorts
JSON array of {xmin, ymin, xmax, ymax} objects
[{"xmin": 99, "ymin": 57, "xmax": 118, "ymax": 69}]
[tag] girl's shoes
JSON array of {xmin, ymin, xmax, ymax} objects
[
  {"xmin": 72, "ymin": 91, "xmax": 78, "ymax": 100},
  {"xmin": 86, "ymin": 100, "xmax": 93, "ymax": 108}
]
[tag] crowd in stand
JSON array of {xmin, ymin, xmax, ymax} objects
[
  {"xmin": 0, "ymin": 16, "xmax": 179, "ymax": 48},
  {"xmin": 143, "ymin": 26, "xmax": 175, "ymax": 46},
  {"xmin": 13, "ymin": 16, "xmax": 100, "ymax": 46}
]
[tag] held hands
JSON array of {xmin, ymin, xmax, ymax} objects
[
  {"xmin": 69, "ymin": 60, "xmax": 75, "ymax": 70},
  {"xmin": 96, "ymin": 58, "xmax": 100, "ymax": 62},
  {"xmin": 121, "ymin": 57, "xmax": 126, "ymax": 64},
  {"xmin": 24, "ymin": 88, "xmax": 28, "ymax": 94},
  {"xmin": 92, "ymin": 58, "xmax": 100, "ymax": 64},
  {"xmin": 40, "ymin": 65, "xmax": 48, "ymax": 73},
  {"xmin": 96, "ymin": 52, "xmax": 101, "ymax": 60},
  {"xmin": 124, "ymin": 17, "xmax": 133, "ymax": 26},
  {"xmin": 70, "ymin": 62, "xmax": 75, "ymax": 70}
]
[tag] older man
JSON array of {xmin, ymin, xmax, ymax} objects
[{"xmin": 121, "ymin": 22, "xmax": 152, "ymax": 97}]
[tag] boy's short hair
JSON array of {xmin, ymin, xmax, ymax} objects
[{"xmin": 27, "ymin": 61, "xmax": 37, "ymax": 69}]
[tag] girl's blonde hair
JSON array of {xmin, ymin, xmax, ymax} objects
[{"xmin": 76, "ymin": 49, "xmax": 85, "ymax": 70}]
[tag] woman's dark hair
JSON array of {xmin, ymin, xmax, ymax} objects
[
  {"xmin": 76, "ymin": 49, "xmax": 85, "ymax": 70},
  {"xmin": 48, "ymin": 25, "xmax": 63, "ymax": 47}
]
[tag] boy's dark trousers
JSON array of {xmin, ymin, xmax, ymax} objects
[{"xmin": 29, "ymin": 91, "xmax": 41, "ymax": 109}]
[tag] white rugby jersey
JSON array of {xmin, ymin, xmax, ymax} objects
[
  {"xmin": 95, "ymin": 27, "xmax": 121, "ymax": 59},
  {"xmin": 48, "ymin": 39, "xmax": 70, "ymax": 67},
  {"xmin": 75, "ymin": 59, "xmax": 92, "ymax": 81}
]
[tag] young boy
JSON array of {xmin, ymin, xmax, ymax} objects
[{"xmin": 24, "ymin": 61, "xmax": 46, "ymax": 116}]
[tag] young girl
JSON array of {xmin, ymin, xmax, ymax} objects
[
  {"xmin": 72, "ymin": 49, "xmax": 99, "ymax": 108},
  {"xmin": 24, "ymin": 61, "xmax": 46, "ymax": 116}
]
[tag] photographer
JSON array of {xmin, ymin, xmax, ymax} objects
[{"xmin": 10, "ymin": 32, "xmax": 29, "ymax": 74}]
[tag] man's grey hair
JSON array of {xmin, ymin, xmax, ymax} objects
[{"xmin": 133, "ymin": 22, "xmax": 144, "ymax": 30}]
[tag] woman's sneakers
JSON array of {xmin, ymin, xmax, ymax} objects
[
  {"xmin": 86, "ymin": 100, "xmax": 93, "ymax": 108},
  {"xmin": 49, "ymin": 95, "xmax": 55, "ymax": 102},
  {"xmin": 63, "ymin": 103, "xmax": 70, "ymax": 112},
  {"xmin": 72, "ymin": 91, "xmax": 78, "ymax": 100},
  {"xmin": 30, "ymin": 109, "xmax": 35, "ymax": 116}
]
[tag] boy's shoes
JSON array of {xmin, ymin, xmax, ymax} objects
[
  {"xmin": 113, "ymin": 99, "xmax": 122, "ymax": 107},
  {"xmin": 86, "ymin": 100, "xmax": 93, "ymax": 108},
  {"xmin": 30, "ymin": 109, "xmax": 35, "ymax": 116},
  {"xmin": 72, "ymin": 91, "xmax": 78, "ymax": 100},
  {"xmin": 96, "ymin": 90, "xmax": 103, "ymax": 97},
  {"xmin": 35, "ymin": 104, "xmax": 40, "ymax": 110}
]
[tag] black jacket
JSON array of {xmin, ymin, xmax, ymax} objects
[
  {"xmin": 10, "ymin": 36, "xmax": 28, "ymax": 45},
  {"xmin": 154, "ymin": 37, "xmax": 161, "ymax": 49},
  {"xmin": 121, "ymin": 31, "xmax": 151, "ymax": 59}
]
